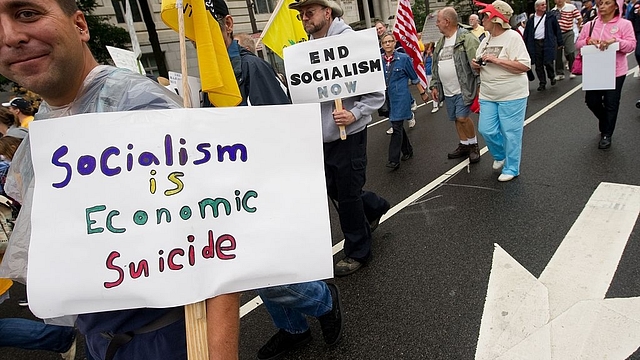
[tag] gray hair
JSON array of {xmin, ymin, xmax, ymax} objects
[{"xmin": 535, "ymin": 0, "xmax": 546, "ymax": 7}]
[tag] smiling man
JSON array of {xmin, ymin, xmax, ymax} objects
[{"xmin": 0, "ymin": 0, "xmax": 240, "ymax": 359}]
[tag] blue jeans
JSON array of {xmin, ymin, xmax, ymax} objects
[
  {"xmin": 478, "ymin": 98, "xmax": 527, "ymax": 177},
  {"xmin": 257, "ymin": 281, "xmax": 332, "ymax": 334},
  {"xmin": 0, "ymin": 318, "xmax": 74, "ymax": 353}
]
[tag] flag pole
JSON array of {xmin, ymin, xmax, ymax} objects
[
  {"xmin": 175, "ymin": 1, "xmax": 207, "ymax": 359},
  {"xmin": 257, "ymin": 0, "xmax": 285, "ymax": 45}
]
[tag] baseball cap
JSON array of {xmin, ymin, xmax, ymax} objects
[{"xmin": 2, "ymin": 97, "xmax": 31, "ymax": 112}]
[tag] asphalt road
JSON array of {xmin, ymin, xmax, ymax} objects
[{"xmin": 2, "ymin": 64, "xmax": 640, "ymax": 360}]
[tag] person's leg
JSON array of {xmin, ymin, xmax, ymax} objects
[
  {"xmin": 477, "ymin": 100, "xmax": 504, "ymax": 162},
  {"xmin": 325, "ymin": 131, "xmax": 371, "ymax": 264},
  {"xmin": 544, "ymin": 61, "xmax": 556, "ymax": 84},
  {"xmin": 0, "ymin": 318, "xmax": 74, "ymax": 353},
  {"xmin": 400, "ymin": 124, "xmax": 413, "ymax": 157},
  {"xmin": 388, "ymin": 120, "xmax": 404, "ymax": 165},
  {"xmin": 534, "ymin": 43, "xmax": 546, "ymax": 87},
  {"xmin": 585, "ymin": 90, "xmax": 606, "ymax": 134},
  {"xmin": 496, "ymin": 98, "xmax": 527, "ymax": 177},
  {"xmin": 555, "ymin": 42, "xmax": 565, "ymax": 75},
  {"xmin": 564, "ymin": 31, "xmax": 576, "ymax": 73},
  {"xmin": 447, "ymin": 95, "xmax": 471, "ymax": 159},
  {"xmin": 601, "ymin": 75, "xmax": 626, "ymax": 136},
  {"xmin": 257, "ymin": 282, "xmax": 332, "ymax": 334}
]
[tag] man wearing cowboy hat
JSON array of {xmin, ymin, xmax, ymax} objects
[{"xmin": 289, "ymin": 0, "xmax": 390, "ymax": 277}]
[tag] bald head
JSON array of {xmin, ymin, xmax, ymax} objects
[
  {"xmin": 469, "ymin": 13, "xmax": 480, "ymax": 28},
  {"xmin": 436, "ymin": 7, "xmax": 459, "ymax": 36}
]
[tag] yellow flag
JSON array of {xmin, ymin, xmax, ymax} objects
[
  {"xmin": 161, "ymin": 0, "xmax": 241, "ymax": 107},
  {"xmin": 260, "ymin": 0, "xmax": 308, "ymax": 59}
]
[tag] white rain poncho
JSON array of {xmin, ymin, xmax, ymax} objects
[{"xmin": 0, "ymin": 65, "xmax": 183, "ymax": 284}]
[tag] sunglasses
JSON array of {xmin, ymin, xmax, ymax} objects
[{"xmin": 296, "ymin": 7, "xmax": 326, "ymax": 20}]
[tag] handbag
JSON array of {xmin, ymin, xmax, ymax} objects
[
  {"xmin": 378, "ymin": 60, "xmax": 394, "ymax": 117},
  {"xmin": 571, "ymin": 19, "xmax": 596, "ymax": 75}
]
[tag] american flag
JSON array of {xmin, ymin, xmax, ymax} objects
[{"xmin": 393, "ymin": 0, "xmax": 428, "ymax": 88}]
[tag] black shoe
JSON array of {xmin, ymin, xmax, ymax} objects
[
  {"xmin": 550, "ymin": 77, "xmax": 557, "ymax": 86},
  {"xmin": 334, "ymin": 257, "xmax": 364, "ymax": 277},
  {"xmin": 401, "ymin": 152, "xmax": 413, "ymax": 161},
  {"xmin": 257, "ymin": 329, "xmax": 312, "ymax": 360},
  {"xmin": 369, "ymin": 200, "xmax": 390, "ymax": 233},
  {"xmin": 537, "ymin": 84, "xmax": 546, "ymax": 91},
  {"xmin": 447, "ymin": 143, "xmax": 470, "ymax": 159},
  {"xmin": 468, "ymin": 143, "xmax": 480, "ymax": 163},
  {"xmin": 318, "ymin": 283, "xmax": 344, "ymax": 346},
  {"xmin": 598, "ymin": 135, "xmax": 612, "ymax": 149},
  {"xmin": 386, "ymin": 161, "xmax": 400, "ymax": 170}
]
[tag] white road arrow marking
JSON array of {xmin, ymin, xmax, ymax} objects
[{"xmin": 476, "ymin": 182, "xmax": 640, "ymax": 360}]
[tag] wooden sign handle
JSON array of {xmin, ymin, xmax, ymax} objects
[
  {"xmin": 185, "ymin": 302, "xmax": 208, "ymax": 360},
  {"xmin": 335, "ymin": 98, "xmax": 346, "ymax": 140}
]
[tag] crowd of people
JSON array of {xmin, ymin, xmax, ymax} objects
[{"xmin": 0, "ymin": 0, "xmax": 637, "ymax": 358}]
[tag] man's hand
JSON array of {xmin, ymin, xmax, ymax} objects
[
  {"xmin": 332, "ymin": 109, "xmax": 356, "ymax": 127},
  {"xmin": 430, "ymin": 88, "xmax": 439, "ymax": 103}
]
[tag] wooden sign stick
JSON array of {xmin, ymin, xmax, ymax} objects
[
  {"xmin": 176, "ymin": 1, "xmax": 206, "ymax": 359},
  {"xmin": 335, "ymin": 98, "xmax": 347, "ymax": 140}
]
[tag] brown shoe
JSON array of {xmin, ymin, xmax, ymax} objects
[
  {"xmin": 468, "ymin": 143, "xmax": 480, "ymax": 163},
  {"xmin": 447, "ymin": 143, "xmax": 470, "ymax": 159}
]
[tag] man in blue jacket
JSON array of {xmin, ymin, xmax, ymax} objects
[{"xmin": 524, "ymin": 0, "xmax": 564, "ymax": 91}]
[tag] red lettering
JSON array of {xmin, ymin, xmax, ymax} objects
[
  {"xmin": 168, "ymin": 248, "xmax": 184, "ymax": 270},
  {"xmin": 129, "ymin": 260, "xmax": 149, "ymax": 279},
  {"xmin": 104, "ymin": 251, "xmax": 124, "ymax": 289},
  {"xmin": 216, "ymin": 234, "xmax": 236, "ymax": 260}
]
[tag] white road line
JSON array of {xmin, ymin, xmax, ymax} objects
[{"xmin": 240, "ymin": 68, "xmax": 639, "ymax": 319}]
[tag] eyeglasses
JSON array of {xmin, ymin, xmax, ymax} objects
[
  {"xmin": 296, "ymin": 7, "xmax": 326, "ymax": 20},
  {"xmin": 382, "ymin": 39, "xmax": 395, "ymax": 44}
]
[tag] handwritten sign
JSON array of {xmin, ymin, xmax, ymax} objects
[
  {"xmin": 167, "ymin": 71, "xmax": 203, "ymax": 108},
  {"xmin": 581, "ymin": 43, "xmax": 618, "ymax": 90},
  {"xmin": 283, "ymin": 28, "xmax": 385, "ymax": 104},
  {"xmin": 27, "ymin": 105, "xmax": 333, "ymax": 318},
  {"xmin": 106, "ymin": 46, "xmax": 146, "ymax": 75},
  {"xmin": 421, "ymin": 11, "xmax": 441, "ymax": 44}
]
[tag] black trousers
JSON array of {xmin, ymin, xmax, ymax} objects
[
  {"xmin": 388, "ymin": 120, "xmax": 413, "ymax": 163},
  {"xmin": 534, "ymin": 40, "xmax": 555, "ymax": 86},
  {"xmin": 585, "ymin": 75, "xmax": 626, "ymax": 137},
  {"xmin": 323, "ymin": 128, "xmax": 389, "ymax": 261}
]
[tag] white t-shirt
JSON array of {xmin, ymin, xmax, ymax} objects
[
  {"xmin": 476, "ymin": 30, "xmax": 530, "ymax": 101},
  {"xmin": 438, "ymin": 34, "xmax": 462, "ymax": 96},
  {"xmin": 533, "ymin": 14, "xmax": 546, "ymax": 40}
]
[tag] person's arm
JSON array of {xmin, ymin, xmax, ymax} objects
[
  {"xmin": 206, "ymin": 293, "xmax": 240, "ymax": 360},
  {"xmin": 574, "ymin": 8, "xmax": 583, "ymax": 29}
]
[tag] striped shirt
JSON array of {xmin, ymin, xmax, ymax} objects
[{"xmin": 553, "ymin": 3, "xmax": 582, "ymax": 32}]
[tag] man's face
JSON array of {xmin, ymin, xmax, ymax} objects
[
  {"xmin": 537, "ymin": 2, "xmax": 548, "ymax": 11},
  {"xmin": 435, "ymin": 12, "xmax": 448, "ymax": 34},
  {"xmin": 469, "ymin": 15, "xmax": 478, "ymax": 27},
  {"xmin": 583, "ymin": 1, "xmax": 592, "ymax": 8},
  {"xmin": 0, "ymin": 0, "xmax": 87, "ymax": 100},
  {"xmin": 298, "ymin": 5, "xmax": 329, "ymax": 37},
  {"xmin": 375, "ymin": 23, "xmax": 386, "ymax": 36}
]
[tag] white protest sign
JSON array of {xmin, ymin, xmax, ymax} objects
[
  {"xmin": 283, "ymin": 28, "xmax": 385, "ymax": 104},
  {"xmin": 168, "ymin": 71, "xmax": 204, "ymax": 108},
  {"xmin": 27, "ymin": 105, "xmax": 333, "ymax": 318},
  {"xmin": 581, "ymin": 43, "xmax": 618, "ymax": 90},
  {"xmin": 106, "ymin": 46, "xmax": 145, "ymax": 75},
  {"xmin": 422, "ymin": 11, "xmax": 441, "ymax": 44}
]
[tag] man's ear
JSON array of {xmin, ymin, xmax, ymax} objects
[
  {"xmin": 223, "ymin": 15, "xmax": 234, "ymax": 34},
  {"xmin": 73, "ymin": 10, "xmax": 90, "ymax": 41}
]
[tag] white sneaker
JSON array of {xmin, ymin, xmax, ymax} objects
[
  {"xmin": 492, "ymin": 159, "xmax": 505, "ymax": 170},
  {"xmin": 386, "ymin": 127, "xmax": 393, "ymax": 135},
  {"xmin": 408, "ymin": 114, "xmax": 416, "ymax": 128},
  {"xmin": 555, "ymin": 74, "xmax": 565, "ymax": 80},
  {"xmin": 498, "ymin": 174, "xmax": 515, "ymax": 182},
  {"xmin": 410, "ymin": 100, "xmax": 417, "ymax": 111},
  {"xmin": 569, "ymin": 73, "xmax": 576, "ymax": 79},
  {"xmin": 431, "ymin": 106, "xmax": 439, "ymax": 113}
]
